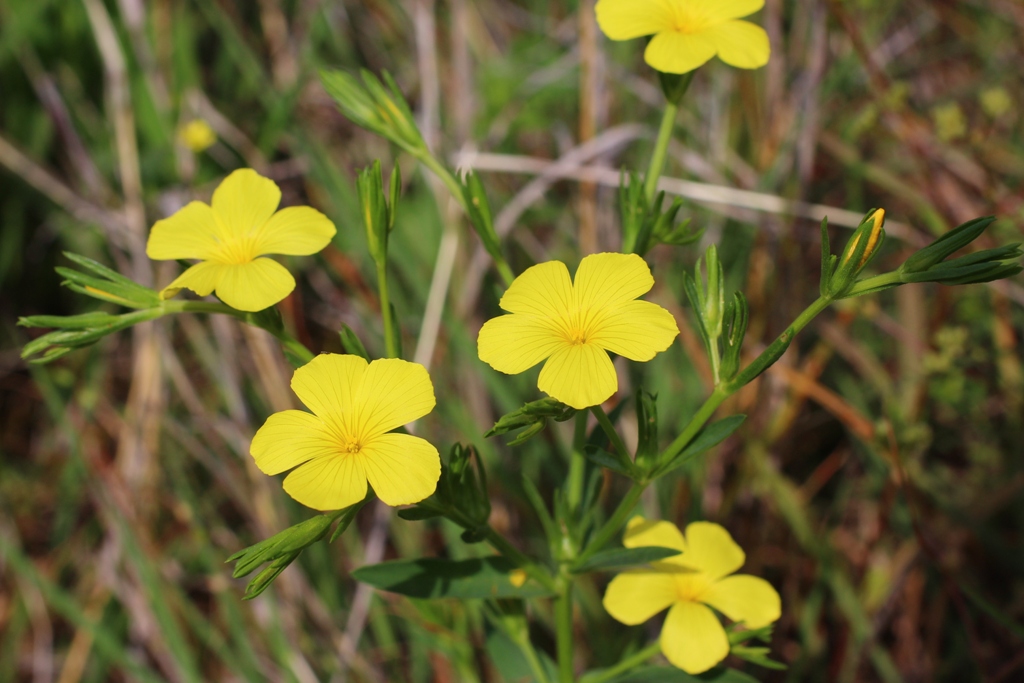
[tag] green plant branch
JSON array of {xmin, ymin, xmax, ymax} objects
[
  {"xmin": 581, "ymin": 642, "xmax": 662, "ymax": 683},
  {"xmin": 578, "ymin": 294, "xmax": 838, "ymax": 562},
  {"xmin": 375, "ymin": 260, "xmax": 401, "ymax": 359},
  {"xmin": 590, "ymin": 404, "xmax": 630, "ymax": 465},
  {"xmin": 567, "ymin": 410, "xmax": 589, "ymax": 514},
  {"xmin": 643, "ymin": 102, "xmax": 678, "ymax": 203},
  {"xmin": 162, "ymin": 300, "xmax": 315, "ymax": 365},
  {"xmin": 417, "ymin": 151, "xmax": 517, "ymax": 288},
  {"xmin": 554, "ymin": 579, "xmax": 575, "ymax": 683},
  {"xmin": 514, "ymin": 631, "xmax": 555, "ymax": 683}
]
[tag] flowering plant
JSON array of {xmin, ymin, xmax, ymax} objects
[{"xmin": 16, "ymin": 3, "xmax": 1022, "ymax": 682}]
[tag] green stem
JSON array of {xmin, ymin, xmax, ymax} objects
[
  {"xmin": 480, "ymin": 524, "xmax": 558, "ymax": 593},
  {"xmin": 576, "ymin": 481, "xmax": 645, "ymax": 565},
  {"xmin": 582, "ymin": 642, "xmax": 661, "ymax": 683},
  {"xmin": 643, "ymin": 102, "xmax": 679, "ymax": 203},
  {"xmin": 578, "ymin": 294, "xmax": 839, "ymax": 562},
  {"xmin": 163, "ymin": 300, "xmax": 315, "ymax": 365},
  {"xmin": 590, "ymin": 405, "xmax": 630, "ymax": 465},
  {"xmin": 376, "ymin": 260, "xmax": 400, "ymax": 359},
  {"xmin": 418, "ymin": 151, "xmax": 517, "ymax": 288},
  {"xmin": 515, "ymin": 633, "xmax": 554, "ymax": 683},
  {"xmin": 657, "ymin": 384, "xmax": 730, "ymax": 467},
  {"xmin": 418, "ymin": 152, "xmax": 469, "ymax": 212},
  {"xmin": 555, "ymin": 580, "xmax": 575, "ymax": 683},
  {"xmin": 566, "ymin": 411, "xmax": 589, "ymax": 514}
]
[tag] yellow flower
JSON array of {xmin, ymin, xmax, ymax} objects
[
  {"xmin": 476, "ymin": 253, "xmax": 678, "ymax": 410},
  {"xmin": 596, "ymin": 0, "xmax": 770, "ymax": 75},
  {"xmin": 250, "ymin": 354, "xmax": 440, "ymax": 511},
  {"xmin": 602, "ymin": 517, "xmax": 781, "ymax": 674},
  {"xmin": 179, "ymin": 119, "xmax": 217, "ymax": 153},
  {"xmin": 147, "ymin": 169, "xmax": 336, "ymax": 312}
]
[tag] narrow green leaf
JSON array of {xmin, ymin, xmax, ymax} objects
[
  {"xmin": 658, "ymin": 415, "xmax": 746, "ymax": 476},
  {"xmin": 339, "ymin": 324, "xmax": 371, "ymax": 361},
  {"xmin": 352, "ymin": 557, "xmax": 554, "ymax": 599},
  {"xmin": 583, "ymin": 445, "xmax": 634, "ymax": 478},
  {"xmin": 571, "ymin": 546, "xmax": 681, "ymax": 573}
]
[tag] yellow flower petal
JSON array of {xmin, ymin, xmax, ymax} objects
[
  {"xmin": 595, "ymin": 0, "xmax": 678, "ymax": 40},
  {"xmin": 538, "ymin": 342, "xmax": 617, "ymax": 409},
  {"xmin": 660, "ymin": 601, "xmax": 730, "ymax": 674},
  {"xmin": 211, "ymin": 169, "xmax": 281, "ymax": 240},
  {"xmin": 589, "ymin": 300, "xmax": 679, "ymax": 361},
  {"xmin": 691, "ymin": 0, "xmax": 764, "ymax": 23},
  {"xmin": 477, "ymin": 314, "xmax": 567, "ymax": 374},
  {"xmin": 282, "ymin": 454, "xmax": 367, "ymax": 511},
  {"xmin": 644, "ymin": 29, "xmax": 717, "ymax": 75},
  {"xmin": 573, "ymin": 253, "xmax": 654, "ymax": 312},
  {"xmin": 214, "ymin": 258, "xmax": 296, "ymax": 312},
  {"xmin": 499, "ymin": 260, "xmax": 574, "ymax": 320},
  {"xmin": 623, "ymin": 517, "xmax": 687, "ymax": 553},
  {"xmin": 254, "ymin": 206, "xmax": 337, "ymax": 256},
  {"xmin": 704, "ymin": 20, "xmax": 770, "ymax": 69},
  {"xmin": 159, "ymin": 260, "xmax": 225, "ymax": 300},
  {"xmin": 355, "ymin": 359, "xmax": 436, "ymax": 439},
  {"xmin": 360, "ymin": 433, "xmax": 440, "ymax": 506},
  {"xmin": 700, "ymin": 575, "xmax": 781, "ymax": 629},
  {"xmin": 291, "ymin": 354, "xmax": 368, "ymax": 420},
  {"xmin": 146, "ymin": 201, "xmax": 221, "ymax": 260},
  {"xmin": 602, "ymin": 570, "xmax": 678, "ymax": 625},
  {"xmin": 682, "ymin": 522, "xmax": 745, "ymax": 580},
  {"xmin": 250, "ymin": 410, "xmax": 338, "ymax": 475}
]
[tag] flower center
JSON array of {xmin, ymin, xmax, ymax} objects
[
  {"xmin": 343, "ymin": 439, "xmax": 362, "ymax": 454},
  {"xmin": 674, "ymin": 572, "xmax": 713, "ymax": 602},
  {"xmin": 211, "ymin": 235, "xmax": 260, "ymax": 265},
  {"xmin": 673, "ymin": 7, "xmax": 712, "ymax": 34}
]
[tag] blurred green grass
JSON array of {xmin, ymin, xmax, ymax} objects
[{"xmin": 2, "ymin": 0, "xmax": 1024, "ymax": 681}]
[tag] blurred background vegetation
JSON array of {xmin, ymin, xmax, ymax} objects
[{"xmin": 2, "ymin": 0, "xmax": 1023, "ymax": 681}]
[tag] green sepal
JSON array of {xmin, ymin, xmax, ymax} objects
[
  {"xmin": 56, "ymin": 268, "xmax": 160, "ymax": 308},
  {"xmin": 339, "ymin": 324, "xmax": 371, "ymax": 361},
  {"xmin": 388, "ymin": 164, "xmax": 402, "ymax": 233},
  {"xmin": 826, "ymin": 209, "xmax": 885, "ymax": 298},
  {"xmin": 719, "ymin": 292, "xmax": 748, "ymax": 382},
  {"xmin": 20, "ymin": 308, "xmax": 163, "ymax": 362},
  {"xmin": 462, "ymin": 170, "xmax": 503, "ymax": 263},
  {"xmin": 619, "ymin": 169, "xmax": 646, "ymax": 254},
  {"xmin": 730, "ymin": 645, "xmax": 787, "ymax": 671},
  {"xmin": 819, "ymin": 217, "xmax": 835, "ymax": 297},
  {"xmin": 397, "ymin": 506, "xmax": 444, "ymax": 521},
  {"xmin": 357, "ymin": 161, "xmax": 390, "ymax": 263},
  {"xmin": 657, "ymin": 70, "xmax": 696, "ymax": 106},
  {"xmin": 320, "ymin": 69, "xmax": 426, "ymax": 154},
  {"xmin": 485, "ymin": 398, "xmax": 576, "ymax": 445},
  {"xmin": 227, "ymin": 497, "xmax": 368, "ymax": 598},
  {"xmin": 634, "ymin": 389, "xmax": 659, "ymax": 467},
  {"xmin": 387, "ymin": 302, "xmax": 403, "ymax": 358}
]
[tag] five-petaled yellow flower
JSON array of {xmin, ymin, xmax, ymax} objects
[
  {"xmin": 146, "ymin": 168, "xmax": 336, "ymax": 312},
  {"xmin": 596, "ymin": 0, "xmax": 771, "ymax": 75},
  {"xmin": 476, "ymin": 253, "xmax": 678, "ymax": 410},
  {"xmin": 603, "ymin": 517, "xmax": 781, "ymax": 674},
  {"xmin": 250, "ymin": 354, "xmax": 441, "ymax": 511}
]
